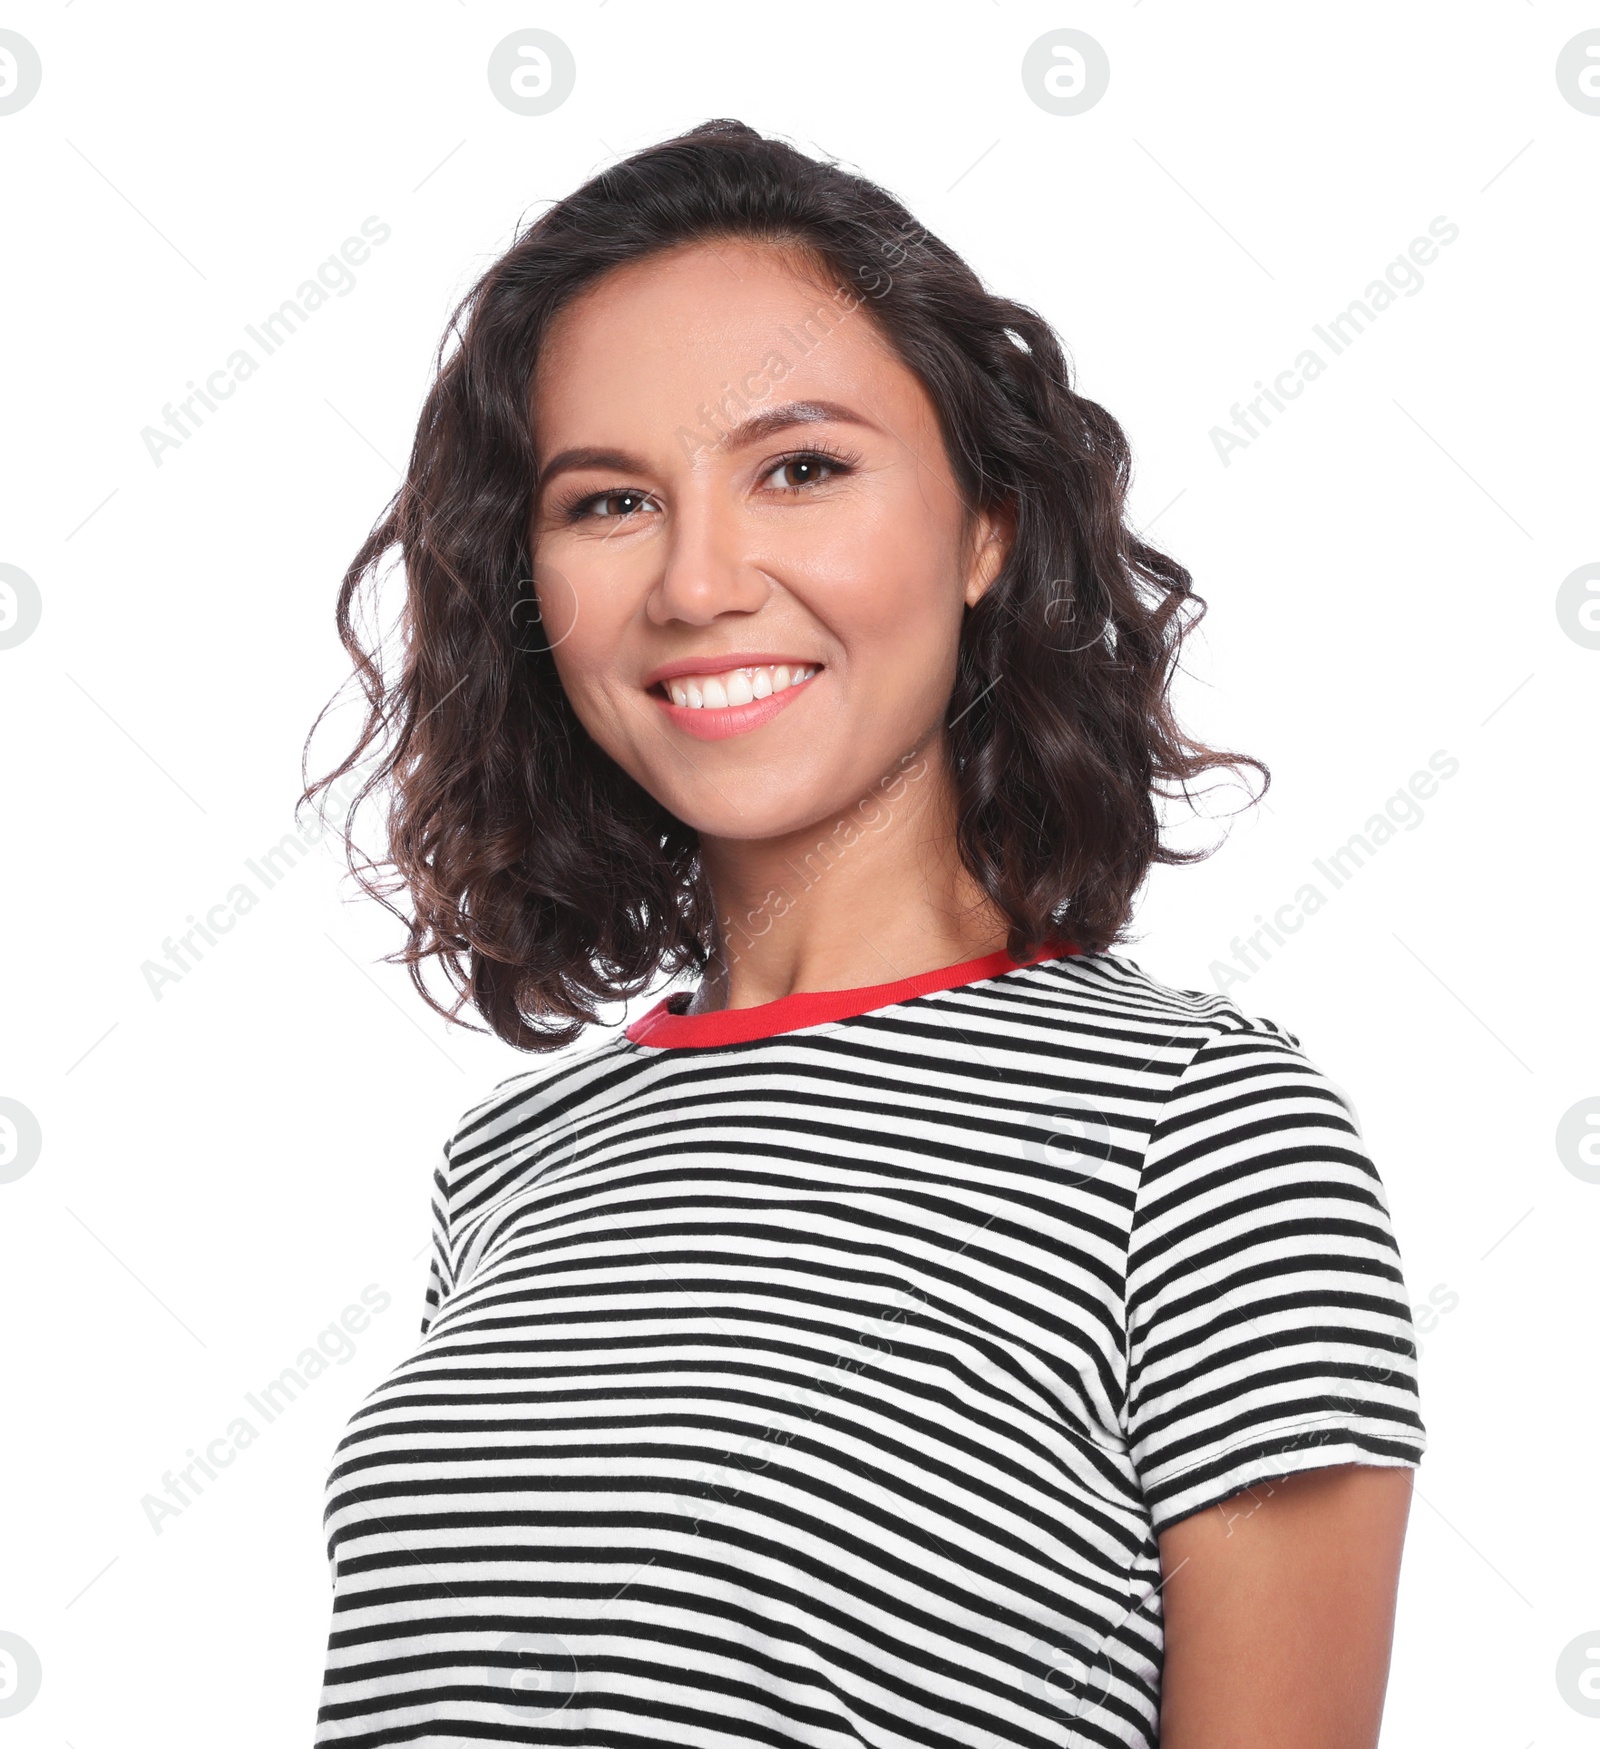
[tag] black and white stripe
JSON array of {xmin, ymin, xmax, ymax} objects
[{"xmin": 317, "ymin": 950, "xmax": 1425, "ymax": 1747}]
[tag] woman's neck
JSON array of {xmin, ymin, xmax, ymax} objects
[{"xmin": 686, "ymin": 738, "xmax": 1013, "ymax": 1016}]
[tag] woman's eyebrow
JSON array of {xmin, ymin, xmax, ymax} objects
[
  {"xmin": 537, "ymin": 444, "xmax": 640, "ymax": 485},
  {"xmin": 719, "ymin": 399, "xmax": 879, "ymax": 449},
  {"xmin": 537, "ymin": 400, "xmax": 878, "ymax": 484}
]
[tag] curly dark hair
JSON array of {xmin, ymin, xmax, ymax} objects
[{"xmin": 301, "ymin": 117, "xmax": 1266, "ymax": 1051}]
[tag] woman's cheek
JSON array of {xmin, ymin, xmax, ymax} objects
[
  {"xmin": 531, "ymin": 554, "xmax": 584, "ymax": 653},
  {"xmin": 815, "ymin": 509, "xmax": 948, "ymax": 630}
]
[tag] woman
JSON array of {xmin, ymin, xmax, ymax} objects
[{"xmin": 306, "ymin": 120, "xmax": 1424, "ymax": 1748}]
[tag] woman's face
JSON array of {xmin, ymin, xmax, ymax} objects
[{"xmin": 528, "ymin": 239, "xmax": 1009, "ymax": 841}]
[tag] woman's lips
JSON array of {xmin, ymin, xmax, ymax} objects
[{"xmin": 651, "ymin": 668, "xmax": 822, "ymax": 741}]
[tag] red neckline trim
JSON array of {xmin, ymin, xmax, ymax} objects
[{"xmin": 625, "ymin": 939, "xmax": 1080, "ymax": 1050}]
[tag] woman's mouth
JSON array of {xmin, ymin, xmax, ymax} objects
[{"xmin": 649, "ymin": 661, "xmax": 823, "ymax": 741}]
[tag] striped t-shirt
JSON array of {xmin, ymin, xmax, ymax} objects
[{"xmin": 317, "ymin": 944, "xmax": 1425, "ymax": 1748}]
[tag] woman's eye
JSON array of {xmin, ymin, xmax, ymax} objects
[
  {"xmin": 587, "ymin": 489, "xmax": 654, "ymax": 520},
  {"xmin": 762, "ymin": 454, "xmax": 839, "ymax": 491}
]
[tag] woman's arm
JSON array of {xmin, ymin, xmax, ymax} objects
[{"xmin": 1157, "ymin": 1462, "xmax": 1414, "ymax": 1749}]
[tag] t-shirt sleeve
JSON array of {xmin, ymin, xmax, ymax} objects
[
  {"xmin": 1124, "ymin": 1017, "xmax": 1426, "ymax": 1536},
  {"xmin": 419, "ymin": 1134, "xmax": 456, "ymax": 1336}
]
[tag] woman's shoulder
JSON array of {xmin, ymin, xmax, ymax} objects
[
  {"xmin": 1041, "ymin": 950, "xmax": 1360, "ymax": 1131},
  {"xmin": 1034, "ymin": 948, "xmax": 1309, "ymax": 1050},
  {"xmin": 443, "ymin": 1026, "xmax": 635, "ymax": 1164}
]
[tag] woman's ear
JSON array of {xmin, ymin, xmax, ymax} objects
[{"xmin": 964, "ymin": 499, "xmax": 1016, "ymax": 607}]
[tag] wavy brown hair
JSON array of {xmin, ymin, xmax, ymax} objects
[{"xmin": 301, "ymin": 118, "xmax": 1266, "ymax": 1050}]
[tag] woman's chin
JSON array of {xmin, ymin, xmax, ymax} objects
[{"xmin": 656, "ymin": 780, "xmax": 856, "ymax": 849}]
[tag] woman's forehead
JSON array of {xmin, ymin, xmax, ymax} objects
[{"xmin": 532, "ymin": 245, "xmax": 919, "ymax": 451}]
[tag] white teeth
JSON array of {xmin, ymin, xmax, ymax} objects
[{"xmin": 659, "ymin": 662, "xmax": 819, "ymax": 709}]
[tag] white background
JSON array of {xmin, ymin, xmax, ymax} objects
[{"xmin": 2, "ymin": 3, "xmax": 1597, "ymax": 1743}]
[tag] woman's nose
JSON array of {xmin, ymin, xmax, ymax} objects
[{"xmin": 647, "ymin": 490, "xmax": 772, "ymax": 626}]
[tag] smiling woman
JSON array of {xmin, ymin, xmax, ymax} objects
[
  {"xmin": 302, "ymin": 119, "xmax": 1425, "ymax": 1749},
  {"xmin": 523, "ymin": 241, "xmax": 1019, "ymax": 902}
]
